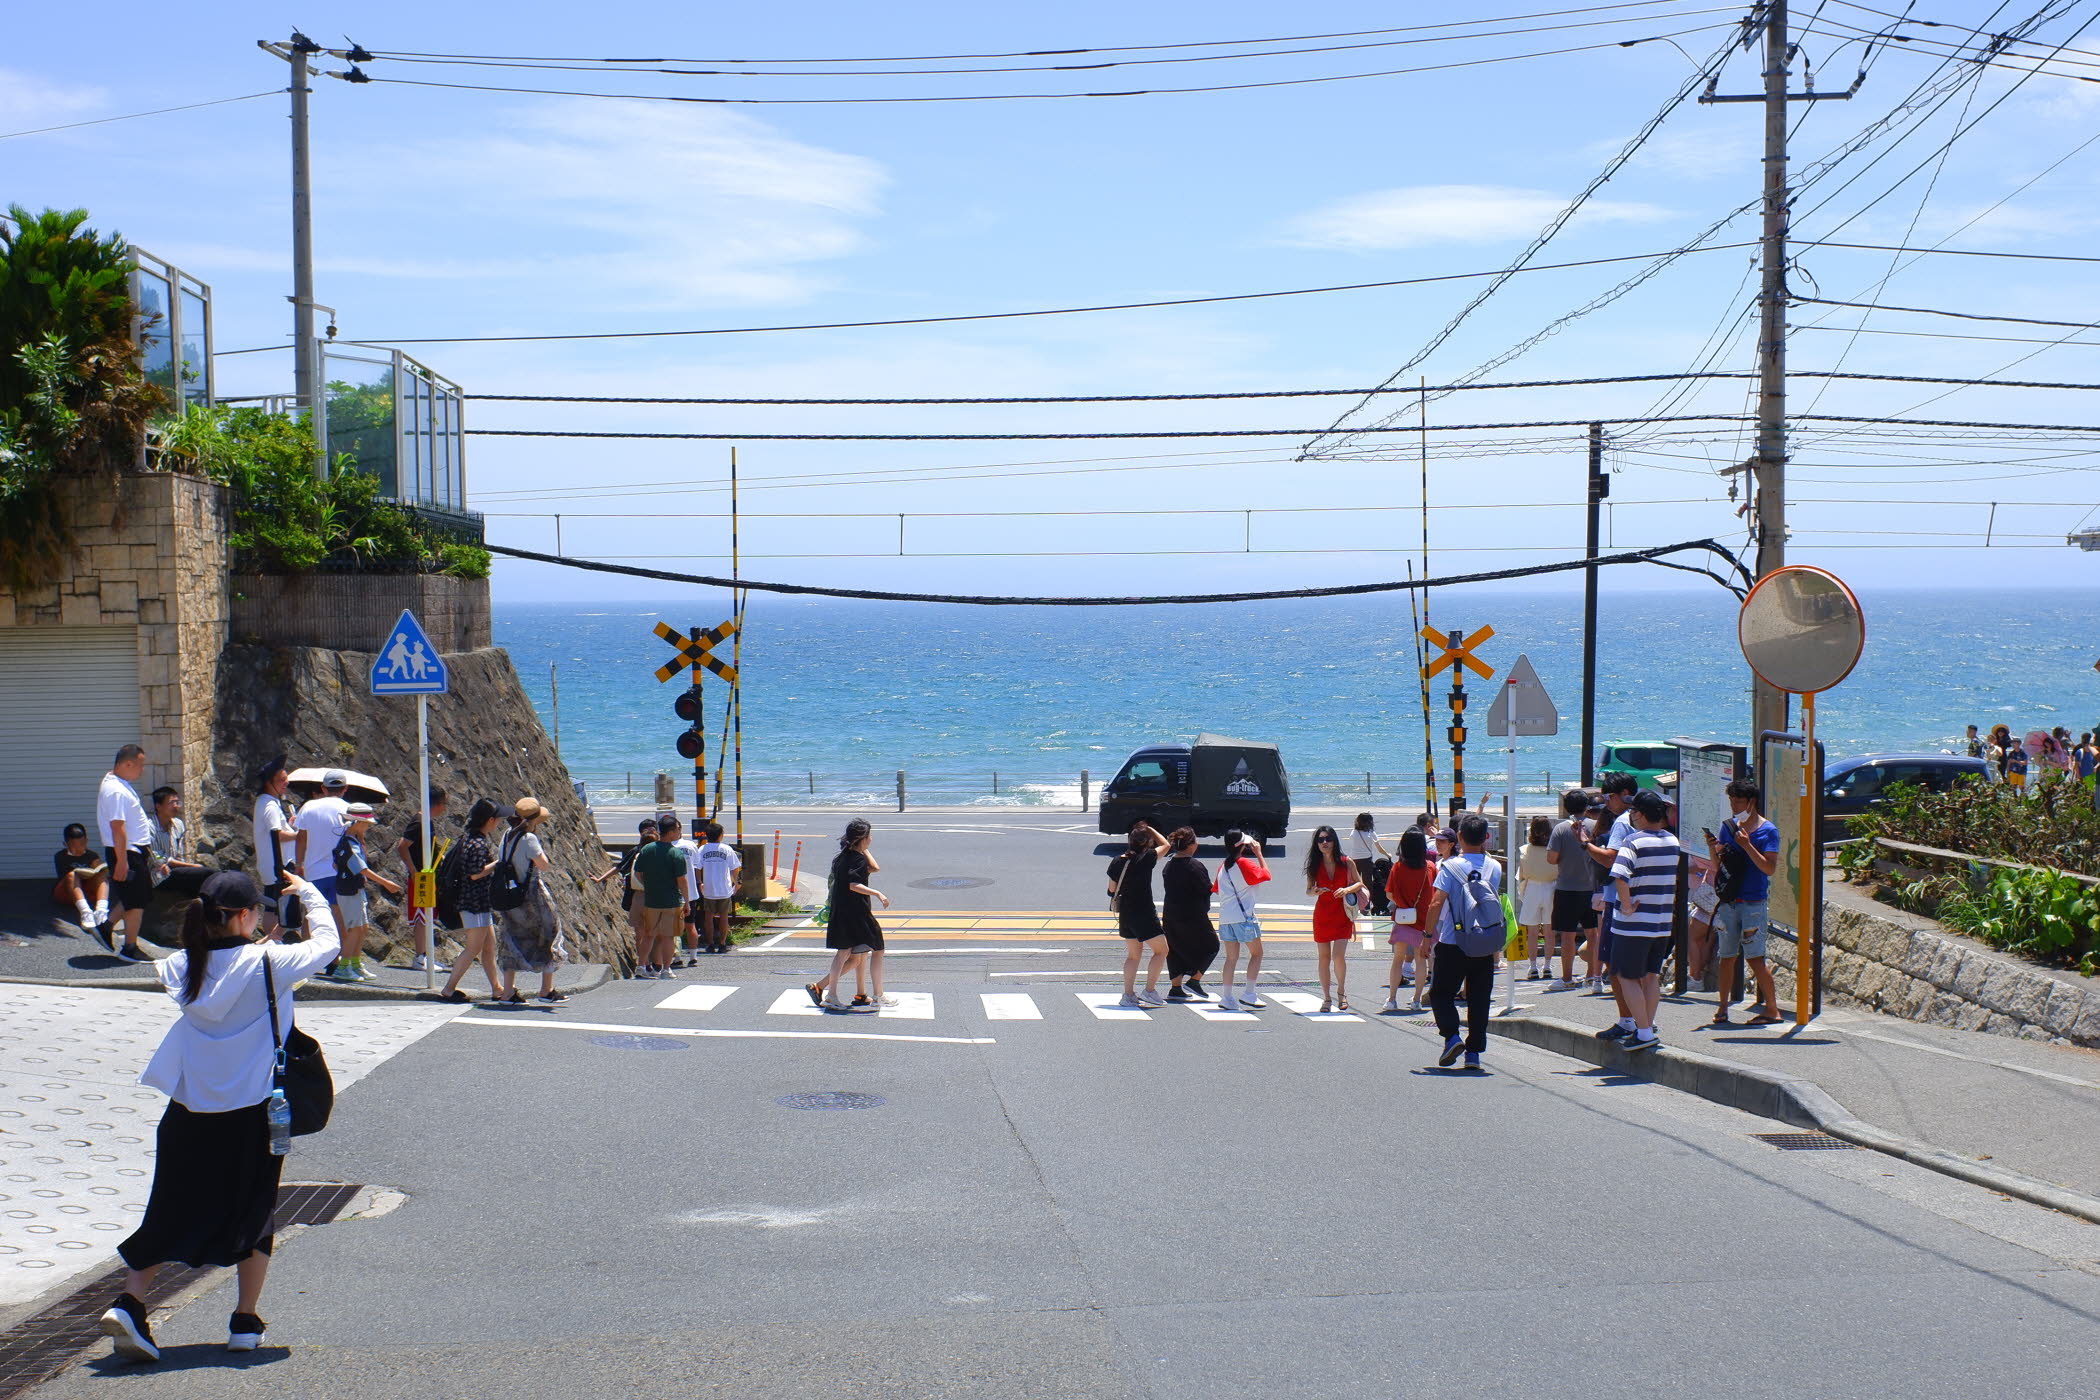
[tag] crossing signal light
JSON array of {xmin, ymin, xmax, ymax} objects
[
  {"xmin": 674, "ymin": 686, "xmax": 703, "ymax": 722},
  {"xmin": 676, "ymin": 731, "xmax": 704, "ymax": 760}
]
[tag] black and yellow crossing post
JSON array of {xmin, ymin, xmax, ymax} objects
[
  {"xmin": 655, "ymin": 619, "xmax": 740, "ymax": 829},
  {"xmin": 1421, "ymin": 624, "xmax": 1495, "ymax": 822}
]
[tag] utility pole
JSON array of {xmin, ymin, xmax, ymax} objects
[
  {"xmin": 1581, "ymin": 421, "xmax": 1605, "ymax": 787},
  {"xmin": 259, "ymin": 32, "xmax": 329, "ymax": 480},
  {"xmin": 1702, "ymin": 0, "xmax": 1858, "ymax": 763}
]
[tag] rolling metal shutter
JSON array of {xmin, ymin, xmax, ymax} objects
[{"xmin": 0, "ymin": 627, "xmax": 140, "ymax": 879}]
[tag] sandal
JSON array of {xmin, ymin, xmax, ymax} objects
[
  {"xmin": 437, "ymin": 989, "xmax": 469, "ymax": 1004},
  {"xmin": 1336, "ymin": 995, "xmax": 1350, "ymax": 1012},
  {"xmin": 1745, "ymin": 1012, "xmax": 1782, "ymax": 1026},
  {"xmin": 505, "ymin": 991, "xmax": 527, "ymax": 1005},
  {"xmin": 1319, "ymin": 997, "xmax": 1332, "ymax": 1013}
]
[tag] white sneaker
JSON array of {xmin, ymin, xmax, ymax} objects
[
  {"xmin": 408, "ymin": 954, "xmax": 430, "ymax": 971},
  {"xmin": 1117, "ymin": 993, "xmax": 1145, "ymax": 1008},
  {"xmin": 1218, "ymin": 993, "xmax": 1242, "ymax": 1012},
  {"xmin": 871, "ymin": 994, "xmax": 899, "ymax": 1010},
  {"xmin": 1238, "ymin": 987, "xmax": 1263, "ymax": 1008},
  {"xmin": 1549, "ymin": 978, "xmax": 1575, "ymax": 991},
  {"xmin": 226, "ymin": 1312, "xmax": 265, "ymax": 1351},
  {"xmin": 358, "ymin": 964, "xmax": 382, "ymax": 982},
  {"xmin": 1135, "ymin": 989, "xmax": 1165, "ymax": 1007},
  {"xmin": 1382, "ymin": 998, "xmax": 1400, "ymax": 1014}
]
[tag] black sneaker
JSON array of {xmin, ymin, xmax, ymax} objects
[
  {"xmin": 98, "ymin": 1293, "xmax": 159, "ymax": 1363},
  {"xmin": 1184, "ymin": 977, "xmax": 1205, "ymax": 998},
  {"xmin": 1626, "ymin": 1033, "xmax": 1662, "ymax": 1053},
  {"xmin": 227, "ymin": 1311, "xmax": 266, "ymax": 1351},
  {"xmin": 1596, "ymin": 1023, "xmax": 1634, "ymax": 1041},
  {"xmin": 1165, "ymin": 987, "xmax": 1192, "ymax": 1002},
  {"xmin": 117, "ymin": 944, "xmax": 155, "ymax": 963}
]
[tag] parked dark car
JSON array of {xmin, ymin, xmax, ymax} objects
[
  {"xmin": 1821, "ymin": 752, "xmax": 1989, "ymax": 841},
  {"xmin": 1097, "ymin": 734, "xmax": 1291, "ymax": 841}
]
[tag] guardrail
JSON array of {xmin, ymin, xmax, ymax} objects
[{"xmin": 565, "ymin": 768, "xmax": 1578, "ymax": 812}]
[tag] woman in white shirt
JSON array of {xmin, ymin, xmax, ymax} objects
[
  {"xmin": 1516, "ymin": 815, "xmax": 1557, "ymax": 980},
  {"xmin": 1343, "ymin": 813, "xmax": 1390, "ymax": 915},
  {"xmin": 99, "ymin": 869, "xmax": 340, "ymax": 1364}
]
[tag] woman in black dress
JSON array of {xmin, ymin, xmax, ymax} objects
[
  {"xmin": 1108, "ymin": 821, "xmax": 1169, "ymax": 1008},
  {"xmin": 811, "ymin": 818, "xmax": 890, "ymax": 1013},
  {"xmin": 1161, "ymin": 826, "xmax": 1220, "ymax": 1001}
]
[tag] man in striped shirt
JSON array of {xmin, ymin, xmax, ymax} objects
[{"xmin": 1604, "ymin": 790, "xmax": 1680, "ymax": 1052}]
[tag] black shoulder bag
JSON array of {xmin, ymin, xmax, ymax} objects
[{"xmin": 261, "ymin": 955, "xmax": 335, "ymax": 1136}]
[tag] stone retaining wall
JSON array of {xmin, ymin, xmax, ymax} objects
[
  {"xmin": 229, "ymin": 572, "xmax": 490, "ymax": 653},
  {"xmin": 1768, "ymin": 886, "xmax": 2100, "ymax": 1048}
]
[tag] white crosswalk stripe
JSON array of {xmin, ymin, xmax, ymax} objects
[
  {"xmin": 655, "ymin": 984, "xmax": 739, "ymax": 1012},
  {"xmin": 1075, "ymin": 992, "xmax": 1150, "ymax": 1020},
  {"xmin": 764, "ymin": 988, "xmax": 937, "ymax": 1020},
  {"xmin": 1185, "ymin": 1000, "xmax": 1258, "ymax": 1022},
  {"xmin": 980, "ymin": 993, "xmax": 1043, "ymax": 1020},
  {"xmin": 1264, "ymin": 991, "xmax": 1365, "ymax": 1023}
]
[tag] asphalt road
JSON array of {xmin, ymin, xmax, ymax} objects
[{"xmin": 34, "ymin": 919, "xmax": 2100, "ymax": 1399}]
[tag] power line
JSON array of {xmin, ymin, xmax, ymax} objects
[
  {"xmin": 480, "ymin": 536, "xmax": 1751, "ymax": 605},
  {"xmin": 357, "ymin": 2, "xmax": 1698, "ymax": 65},
  {"xmin": 0, "ymin": 90, "xmax": 280, "ymax": 140},
  {"xmin": 1794, "ymin": 324, "xmax": 2100, "ymax": 349},
  {"xmin": 466, "ymin": 413, "xmax": 1751, "ymax": 443},
  {"xmin": 1796, "ymin": 297, "xmax": 2100, "ymax": 332},
  {"xmin": 362, "ymin": 9, "xmax": 1739, "ymax": 79},
  {"xmin": 348, "ymin": 26, "xmax": 1730, "ymax": 105}
]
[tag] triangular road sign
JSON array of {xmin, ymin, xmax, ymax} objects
[
  {"xmin": 1485, "ymin": 653, "xmax": 1557, "ymax": 738},
  {"xmin": 370, "ymin": 609, "xmax": 449, "ymax": 695}
]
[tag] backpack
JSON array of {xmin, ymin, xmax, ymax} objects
[
  {"xmin": 434, "ymin": 836, "xmax": 466, "ymax": 906},
  {"xmin": 1440, "ymin": 856, "xmax": 1505, "ymax": 957},
  {"xmin": 332, "ymin": 834, "xmax": 367, "ymax": 895},
  {"xmin": 489, "ymin": 829, "xmax": 538, "ymax": 912}
]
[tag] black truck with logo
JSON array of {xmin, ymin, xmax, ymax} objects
[{"xmin": 1096, "ymin": 734, "xmax": 1292, "ymax": 841}]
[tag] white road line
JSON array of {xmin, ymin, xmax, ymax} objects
[
  {"xmin": 980, "ymin": 993, "xmax": 1043, "ymax": 1020},
  {"xmin": 1186, "ymin": 1001, "xmax": 1258, "ymax": 1022},
  {"xmin": 1255, "ymin": 902, "xmax": 1315, "ymax": 911},
  {"xmin": 1076, "ymin": 992, "xmax": 1150, "ymax": 1021},
  {"xmin": 1265, "ymin": 991, "xmax": 1365, "ymax": 1023},
  {"xmin": 452, "ymin": 1016, "xmax": 993, "ymax": 1045},
  {"xmin": 1833, "ymin": 1024, "xmax": 2100, "ymax": 1091},
  {"xmin": 654, "ymin": 984, "xmax": 739, "ymax": 1012},
  {"xmin": 737, "ymin": 947, "xmax": 1073, "ymax": 955},
  {"xmin": 989, "ymin": 969, "xmax": 1124, "ymax": 976},
  {"xmin": 765, "ymin": 988, "xmax": 937, "ymax": 1019},
  {"xmin": 758, "ymin": 915, "xmax": 814, "ymax": 948}
]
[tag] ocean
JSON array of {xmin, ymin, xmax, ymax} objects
[{"xmin": 494, "ymin": 587, "xmax": 2100, "ymax": 809}]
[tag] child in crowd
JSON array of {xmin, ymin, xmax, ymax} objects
[{"xmin": 328, "ymin": 804, "xmax": 402, "ymax": 981}]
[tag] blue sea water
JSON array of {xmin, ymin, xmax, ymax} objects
[{"xmin": 494, "ymin": 588, "xmax": 2100, "ymax": 808}]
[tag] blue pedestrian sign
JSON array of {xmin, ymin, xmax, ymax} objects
[{"xmin": 370, "ymin": 609, "xmax": 449, "ymax": 695}]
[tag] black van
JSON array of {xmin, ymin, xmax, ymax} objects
[{"xmin": 1097, "ymin": 734, "xmax": 1292, "ymax": 840}]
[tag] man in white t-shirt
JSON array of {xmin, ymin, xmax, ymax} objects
[
  {"xmin": 292, "ymin": 771, "xmax": 353, "ymax": 947},
  {"xmin": 95, "ymin": 744, "xmax": 154, "ymax": 962},
  {"xmin": 251, "ymin": 758, "xmax": 301, "ymax": 933},
  {"xmin": 671, "ymin": 821, "xmax": 705, "ymax": 970},
  {"xmin": 694, "ymin": 822, "xmax": 743, "ymax": 956}
]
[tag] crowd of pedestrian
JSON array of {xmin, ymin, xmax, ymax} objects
[{"xmin": 1963, "ymin": 723, "xmax": 2100, "ymax": 791}]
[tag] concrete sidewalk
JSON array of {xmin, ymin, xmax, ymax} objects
[{"xmin": 1488, "ymin": 974, "xmax": 2100, "ymax": 1203}]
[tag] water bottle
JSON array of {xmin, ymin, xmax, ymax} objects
[{"xmin": 266, "ymin": 1088, "xmax": 292, "ymax": 1156}]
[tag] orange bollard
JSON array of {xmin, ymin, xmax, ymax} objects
[
  {"xmin": 771, "ymin": 829, "xmax": 782, "ymax": 882},
  {"xmin": 788, "ymin": 840, "xmax": 801, "ymax": 896}
]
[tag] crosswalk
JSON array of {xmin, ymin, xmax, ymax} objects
[{"xmin": 648, "ymin": 984, "xmax": 1368, "ymax": 1025}]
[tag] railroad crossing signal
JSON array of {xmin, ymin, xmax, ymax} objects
[
  {"xmin": 653, "ymin": 619, "xmax": 739, "ymax": 685},
  {"xmin": 1421, "ymin": 624, "xmax": 1496, "ymax": 680}
]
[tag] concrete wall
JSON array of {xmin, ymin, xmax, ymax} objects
[
  {"xmin": 229, "ymin": 572, "xmax": 491, "ymax": 653},
  {"xmin": 0, "ymin": 472, "xmax": 228, "ymax": 803},
  {"xmin": 1769, "ymin": 883, "xmax": 2100, "ymax": 1049}
]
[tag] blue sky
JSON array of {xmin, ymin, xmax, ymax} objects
[{"xmin": 10, "ymin": 0, "xmax": 2100, "ymax": 604}]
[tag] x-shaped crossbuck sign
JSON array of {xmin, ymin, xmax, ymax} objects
[
  {"xmin": 1421, "ymin": 624, "xmax": 1495, "ymax": 680},
  {"xmin": 654, "ymin": 619, "xmax": 739, "ymax": 684}
]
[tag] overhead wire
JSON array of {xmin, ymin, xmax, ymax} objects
[{"xmin": 0, "ymin": 90, "xmax": 281, "ymax": 140}]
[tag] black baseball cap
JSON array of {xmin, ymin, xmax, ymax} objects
[{"xmin": 200, "ymin": 870, "xmax": 264, "ymax": 911}]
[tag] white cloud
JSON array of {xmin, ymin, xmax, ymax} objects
[
  {"xmin": 1591, "ymin": 128, "xmax": 1756, "ymax": 179},
  {"xmin": 0, "ymin": 68, "xmax": 104, "ymax": 128},
  {"xmin": 324, "ymin": 99, "xmax": 888, "ymax": 307},
  {"xmin": 1275, "ymin": 184, "xmax": 1671, "ymax": 251}
]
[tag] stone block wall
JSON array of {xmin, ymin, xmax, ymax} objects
[
  {"xmin": 0, "ymin": 472, "xmax": 228, "ymax": 801},
  {"xmin": 229, "ymin": 572, "xmax": 490, "ymax": 653},
  {"xmin": 1768, "ymin": 885, "xmax": 2100, "ymax": 1049}
]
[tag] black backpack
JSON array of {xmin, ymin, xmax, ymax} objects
[
  {"xmin": 489, "ymin": 829, "xmax": 538, "ymax": 912},
  {"xmin": 331, "ymin": 834, "xmax": 367, "ymax": 895}
]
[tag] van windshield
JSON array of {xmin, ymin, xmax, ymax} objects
[
  {"xmin": 1119, "ymin": 759, "xmax": 1173, "ymax": 792},
  {"xmin": 1609, "ymin": 746, "xmax": 1672, "ymax": 770}
]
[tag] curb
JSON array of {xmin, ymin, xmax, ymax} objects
[
  {"xmin": 1494, "ymin": 1013, "xmax": 2100, "ymax": 1226},
  {"xmin": 0, "ymin": 963, "xmax": 619, "ymax": 1002}
]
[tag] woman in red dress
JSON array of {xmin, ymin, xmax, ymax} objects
[{"xmin": 1305, "ymin": 825, "xmax": 1367, "ymax": 1012}]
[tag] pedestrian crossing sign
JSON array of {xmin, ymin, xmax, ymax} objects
[{"xmin": 370, "ymin": 609, "xmax": 449, "ymax": 695}]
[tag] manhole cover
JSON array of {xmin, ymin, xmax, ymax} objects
[
  {"xmin": 909, "ymin": 876, "xmax": 993, "ymax": 890},
  {"xmin": 590, "ymin": 1034, "xmax": 690, "ymax": 1052},
  {"xmin": 1751, "ymin": 1131, "xmax": 1858, "ymax": 1151},
  {"xmin": 775, "ymin": 1092, "xmax": 887, "ymax": 1111}
]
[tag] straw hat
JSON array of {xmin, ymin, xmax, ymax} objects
[{"xmin": 513, "ymin": 795, "xmax": 546, "ymax": 823}]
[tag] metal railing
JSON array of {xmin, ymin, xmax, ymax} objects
[{"xmin": 567, "ymin": 769, "xmax": 1576, "ymax": 812}]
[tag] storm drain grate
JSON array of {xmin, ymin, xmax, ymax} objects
[
  {"xmin": 776, "ymin": 1092, "xmax": 886, "ymax": 1111},
  {"xmin": 590, "ymin": 1034, "xmax": 691, "ymax": 1052},
  {"xmin": 1752, "ymin": 1131, "xmax": 1860, "ymax": 1151},
  {"xmin": 0, "ymin": 1183, "xmax": 362, "ymax": 1398}
]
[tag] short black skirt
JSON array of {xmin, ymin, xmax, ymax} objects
[{"xmin": 119, "ymin": 1100, "xmax": 283, "ymax": 1270}]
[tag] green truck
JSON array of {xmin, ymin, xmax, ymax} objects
[{"xmin": 1597, "ymin": 741, "xmax": 1677, "ymax": 790}]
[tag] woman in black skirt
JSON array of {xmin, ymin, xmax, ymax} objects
[
  {"xmin": 1160, "ymin": 826, "xmax": 1220, "ymax": 1001},
  {"xmin": 99, "ymin": 869, "xmax": 341, "ymax": 1363},
  {"xmin": 808, "ymin": 818, "xmax": 890, "ymax": 1012},
  {"xmin": 1109, "ymin": 821, "xmax": 1170, "ymax": 1008}
]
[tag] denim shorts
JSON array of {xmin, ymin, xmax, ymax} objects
[
  {"xmin": 1715, "ymin": 900, "xmax": 1769, "ymax": 959},
  {"xmin": 459, "ymin": 909, "xmax": 492, "ymax": 929},
  {"xmin": 1218, "ymin": 920, "xmax": 1262, "ymax": 943}
]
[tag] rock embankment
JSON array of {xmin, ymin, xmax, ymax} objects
[{"xmin": 191, "ymin": 644, "xmax": 628, "ymax": 969}]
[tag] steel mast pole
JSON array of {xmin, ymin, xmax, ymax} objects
[
  {"xmin": 1581, "ymin": 421, "xmax": 1604, "ymax": 787},
  {"xmin": 280, "ymin": 32, "xmax": 327, "ymax": 479}
]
